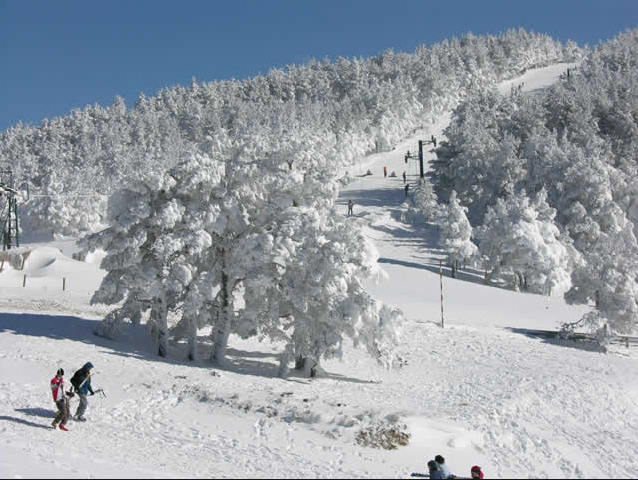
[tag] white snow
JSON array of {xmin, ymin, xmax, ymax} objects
[{"xmin": 1, "ymin": 64, "xmax": 637, "ymax": 479}]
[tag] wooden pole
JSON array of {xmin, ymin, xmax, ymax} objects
[
  {"xmin": 440, "ymin": 260, "xmax": 444, "ymax": 328},
  {"xmin": 23, "ymin": 274, "xmax": 26, "ymax": 287},
  {"xmin": 63, "ymin": 278, "xmax": 66, "ymax": 291}
]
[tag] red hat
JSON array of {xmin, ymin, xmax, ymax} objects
[{"xmin": 471, "ymin": 466, "xmax": 484, "ymax": 479}]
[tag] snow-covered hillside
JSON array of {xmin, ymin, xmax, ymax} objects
[{"xmin": 1, "ymin": 64, "xmax": 637, "ymax": 479}]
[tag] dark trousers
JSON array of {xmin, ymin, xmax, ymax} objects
[{"xmin": 53, "ymin": 399, "xmax": 70, "ymax": 426}]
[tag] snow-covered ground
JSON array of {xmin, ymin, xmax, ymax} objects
[{"xmin": 1, "ymin": 63, "xmax": 637, "ymax": 479}]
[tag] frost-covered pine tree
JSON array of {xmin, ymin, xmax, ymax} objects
[
  {"xmin": 412, "ymin": 178, "xmax": 439, "ymax": 223},
  {"xmin": 84, "ymin": 146, "xmax": 302, "ymax": 364},
  {"xmin": 85, "ymin": 136, "xmax": 403, "ymax": 367},
  {"xmin": 566, "ymin": 219, "xmax": 638, "ymax": 334},
  {"xmin": 241, "ymin": 207, "xmax": 403, "ymax": 377},
  {"xmin": 81, "ymin": 166, "xmax": 206, "ymax": 358},
  {"xmin": 476, "ymin": 189, "xmax": 574, "ymax": 294},
  {"xmin": 438, "ymin": 191, "xmax": 478, "ymax": 278}
]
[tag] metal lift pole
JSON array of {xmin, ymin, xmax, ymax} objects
[{"xmin": 418, "ymin": 140, "xmax": 424, "ymax": 179}]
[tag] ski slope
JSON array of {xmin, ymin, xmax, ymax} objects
[{"xmin": 2, "ymin": 63, "xmax": 638, "ymax": 479}]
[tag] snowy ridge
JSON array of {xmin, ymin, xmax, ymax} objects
[{"xmin": 1, "ymin": 64, "xmax": 637, "ymax": 479}]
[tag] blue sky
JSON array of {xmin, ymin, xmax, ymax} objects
[{"xmin": 2, "ymin": 0, "xmax": 637, "ymax": 131}]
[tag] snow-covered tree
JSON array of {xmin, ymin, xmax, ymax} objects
[
  {"xmin": 241, "ymin": 207, "xmax": 403, "ymax": 377},
  {"xmin": 85, "ymin": 142, "xmax": 403, "ymax": 369},
  {"xmin": 566, "ymin": 218, "xmax": 638, "ymax": 334},
  {"xmin": 412, "ymin": 178, "xmax": 439, "ymax": 223},
  {"xmin": 438, "ymin": 191, "xmax": 478, "ymax": 278},
  {"xmin": 475, "ymin": 190, "xmax": 574, "ymax": 294}
]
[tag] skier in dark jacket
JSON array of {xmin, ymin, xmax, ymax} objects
[
  {"xmin": 434, "ymin": 455, "xmax": 454, "ymax": 479},
  {"xmin": 427, "ymin": 460, "xmax": 445, "ymax": 479},
  {"xmin": 71, "ymin": 362, "xmax": 95, "ymax": 421}
]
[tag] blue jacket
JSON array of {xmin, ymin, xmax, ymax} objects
[
  {"xmin": 77, "ymin": 362, "xmax": 94, "ymax": 395},
  {"xmin": 429, "ymin": 470, "xmax": 445, "ymax": 480},
  {"xmin": 436, "ymin": 462, "xmax": 452, "ymax": 479}
]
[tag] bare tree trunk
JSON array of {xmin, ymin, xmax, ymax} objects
[
  {"xmin": 278, "ymin": 345, "xmax": 294, "ymax": 378},
  {"xmin": 295, "ymin": 355, "xmax": 306, "ymax": 371},
  {"xmin": 151, "ymin": 292, "xmax": 168, "ymax": 357},
  {"xmin": 211, "ymin": 263, "xmax": 232, "ymax": 366},
  {"xmin": 187, "ymin": 315, "xmax": 198, "ymax": 361},
  {"xmin": 595, "ymin": 290, "xmax": 600, "ymax": 308}
]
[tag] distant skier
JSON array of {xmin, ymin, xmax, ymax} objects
[
  {"xmin": 404, "ymin": 183, "xmax": 410, "ymax": 197},
  {"xmin": 383, "ymin": 166, "xmax": 387, "ymax": 178},
  {"xmin": 403, "ymin": 171, "xmax": 407, "ymax": 184},
  {"xmin": 470, "ymin": 465, "xmax": 484, "ymax": 479},
  {"xmin": 50, "ymin": 368, "xmax": 71, "ymax": 431},
  {"xmin": 427, "ymin": 460, "xmax": 445, "ymax": 479},
  {"xmin": 434, "ymin": 455, "xmax": 453, "ymax": 479},
  {"xmin": 71, "ymin": 362, "xmax": 95, "ymax": 421},
  {"xmin": 347, "ymin": 199, "xmax": 354, "ymax": 216}
]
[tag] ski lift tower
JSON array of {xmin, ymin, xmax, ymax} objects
[
  {"xmin": 0, "ymin": 170, "xmax": 20, "ymax": 250},
  {"xmin": 404, "ymin": 135, "xmax": 437, "ymax": 179}
]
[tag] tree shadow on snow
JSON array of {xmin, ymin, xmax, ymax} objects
[
  {"xmin": 192, "ymin": 346, "xmax": 378, "ymax": 384},
  {"xmin": 0, "ymin": 312, "xmax": 378, "ymax": 383},
  {"xmin": 0, "ymin": 415, "xmax": 52, "ymax": 430},
  {"xmin": 505, "ymin": 328, "xmax": 607, "ymax": 353},
  {"xmin": 0, "ymin": 312, "xmax": 183, "ymax": 367},
  {"xmin": 340, "ymin": 187, "xmax": 407, "ymax": 209},
  {"xmin": 320, "ymin": 372, "xmax": 381, "ymax": 385}
]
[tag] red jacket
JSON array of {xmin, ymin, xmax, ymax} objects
[{"xmin": 50, "ymin": 376, "xmax": 65, "ymax": 402}]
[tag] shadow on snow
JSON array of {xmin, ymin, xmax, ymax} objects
[
  {"xmin": 0, "ymin": 312, "xmax": 375, "ymax": 384},
  {"xmin": 505, "ymin": 327, "xmax": 607, "ymax": 353}
]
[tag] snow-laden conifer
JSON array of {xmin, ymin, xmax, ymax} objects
[
  {"xmin": 438, "ymin": 191, "xmax": 478, "ymax": 278},
  {"xmin": 476, "ymin": 190, "xmax": 574, "ymax": 294},
  {"xmin": 411, "ymin": 178, "xmax": 439, "ymax": 223},
  {"xmin": 241, "ymin": 207, "xmax": 403, "ymax": 377}
]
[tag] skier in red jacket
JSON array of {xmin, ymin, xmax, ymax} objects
[{"xmin": 50, "ymin": 368, "xmax": 71, "ymax": 431}]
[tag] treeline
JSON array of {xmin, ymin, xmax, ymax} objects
[
  {"xmin": 427, "ymin": 29, "xmax": 638, "ymax": 334},
  {"xmin": 0, "ymin": 29, "xmax": 579, "ymax": 236}
]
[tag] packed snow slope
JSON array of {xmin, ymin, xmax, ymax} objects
[{"xmin": 2, "ymin": 63, "xmax": 638, "ymax": 479}]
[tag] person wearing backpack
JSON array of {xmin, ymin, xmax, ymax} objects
[
  {"xmin": 427, "ymin": 460, "xmax": 445, "ymax": 479},
  {"xmin": 50, "ymin": 368, "xmax": 71, "ymax": 431},
  {"xmin": 70, "ymin": 362, "xmax": 95, "ymax": 421},
  {"xmin": 434, "ymin": 455, "xmax": 454, "ymax": 479}
]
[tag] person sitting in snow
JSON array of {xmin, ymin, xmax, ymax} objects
[
  {"xmin": 70, "ymin": 362, "xmax": 95, "ymax": 421},
  {"xmin": 470, "ymin": 465, "xmax": 484, "ymax": 479},
  {"xmin": 427, "ymin": 460, "xmax": 445, "ymax": 479},
  {"xmin": 50, "ymin": 368, "xmax": 71, "ymax": 431},
  {"xmin": 434, "ymin": 455, "xmax": 454, "ymax": 479}
]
